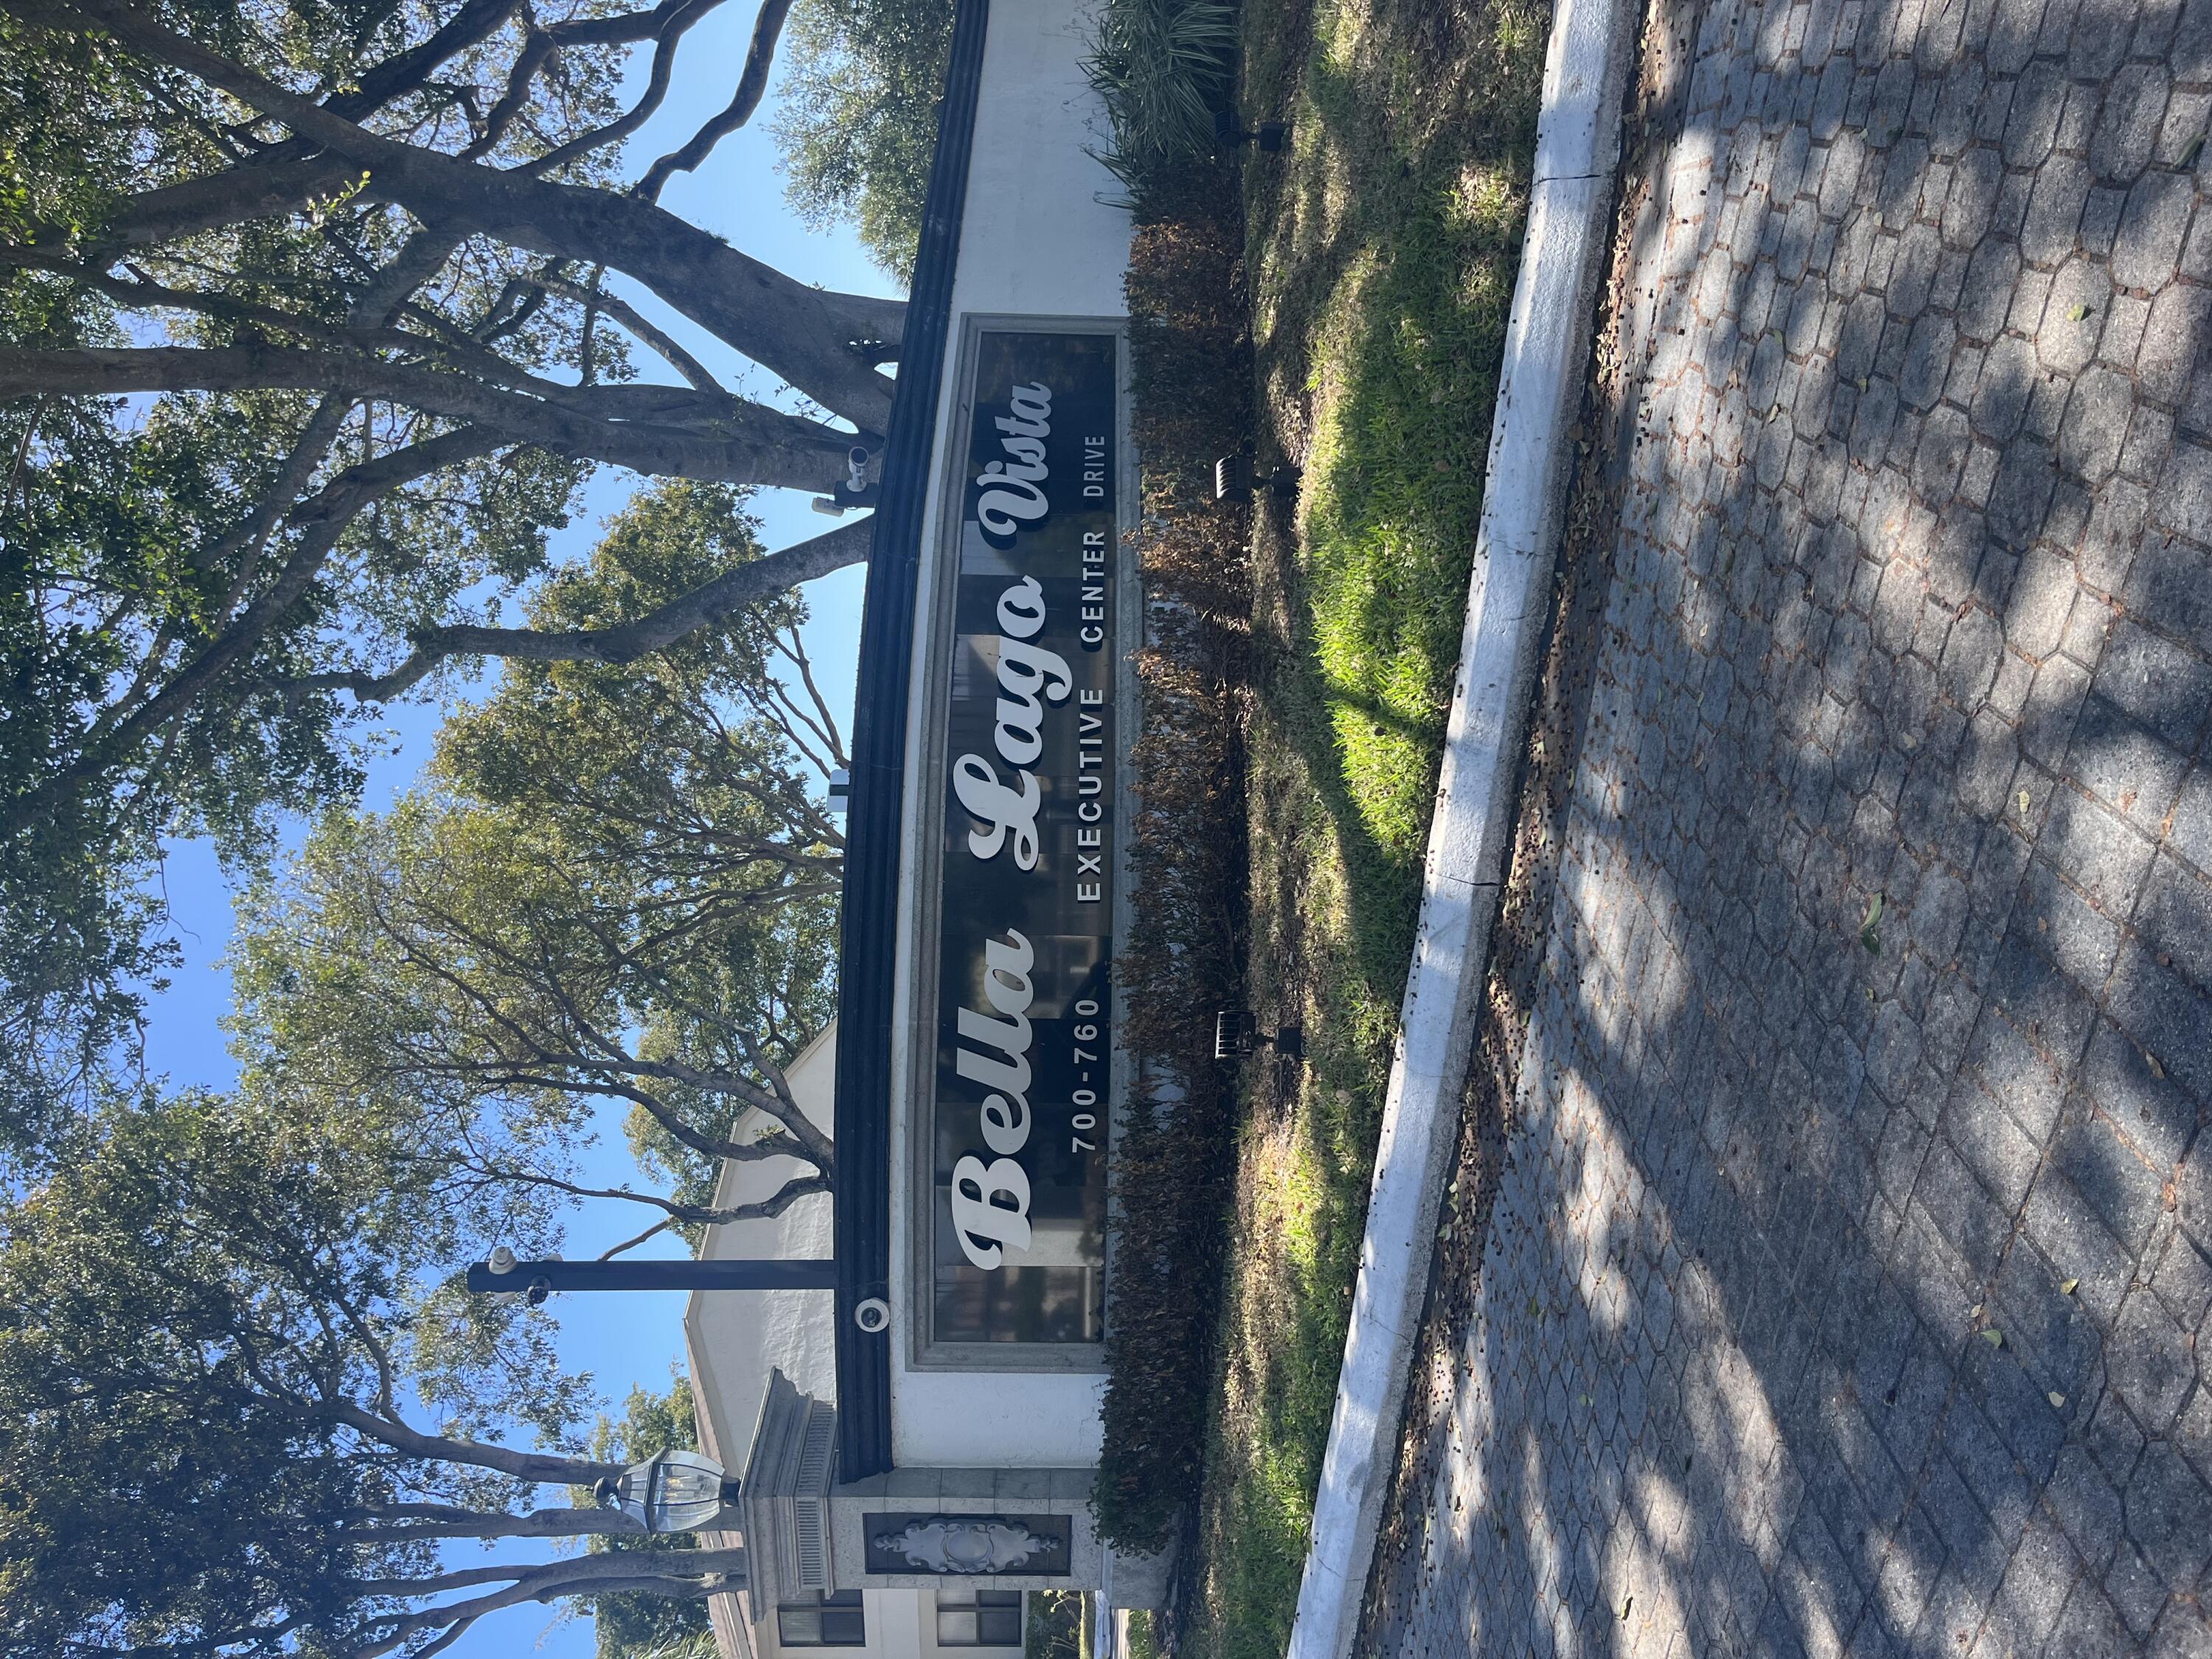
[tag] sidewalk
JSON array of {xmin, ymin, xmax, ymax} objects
[{"xmin": 1366, "ymin": 0, "xmax": 2212, "ymax": 1651}]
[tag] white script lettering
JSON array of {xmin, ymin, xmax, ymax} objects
[
  {"xmin": 952, "ymin": 929, "xmax": 1038, "ymax": 1268},
  {"xmin": 952, "ymin": 754, "xmax": 1041, "ymax": 868},
  {"xmin": 974, "ymin": 382, "xmax": 1053, "ymax": 543}
]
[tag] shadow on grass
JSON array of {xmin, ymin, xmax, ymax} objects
[
  {"xmin": 1252, "ymin": 0, "xmax": 1545, "ymax": 992},
  {"xmin": 1178, "ymin": 0, "xmax": 1550, "ymax": 1652}
]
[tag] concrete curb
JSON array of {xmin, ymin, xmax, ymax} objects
[{"xmin": 1284, "ymin": 0, "xmax": 1638, "ymax": 1652}]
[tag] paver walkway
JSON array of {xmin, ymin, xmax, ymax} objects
[{"xmin": 1362, "ymin": 0, "xmax": 2212, "ymax": 1651}]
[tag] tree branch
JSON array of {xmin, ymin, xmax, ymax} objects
[
  {"xmin": 636, "ymin": 0, "xmax": 797, "ymax": 200},
  {"xmin": 283, "ymin": 512, "xmax": 872, "ymax": 703},
  {"xmin": 524, "ymin": 0, "xmax": 719, "ymax": 179},
  {"xmin": 341, "ymin": 0, "xmax": 526, "ymax": 121},
  {"xmin": 321, "ymin": 1400, "xmax": 631, "ymax": 1487},
  {"xmin": 72, "ymin": 156, "xmax": 358, "ymax": 252},
  {"xmin": 341, "ymin": 1504, "xmax": 646, "ymax": 1548},
  {"xmin": 528, "ymin": 273, "xmax": 720, "ymax": 392},
  {"xmin": 4, "ymin": 0, "xmax": 900, "ymax": 426},
  {"xmin": 449, "ymin": 1159, "xmax": 829, "ymax": 1231},
  {"xmin": 350, "ymin": 1547, "xmax": 748, "ymax": 1656},
  {"xmin": 0, "ymin": 344, "xmax": 855, "ymax": 490}
]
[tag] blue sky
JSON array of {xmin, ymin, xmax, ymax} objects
[{"xmin": 138, "ymin": 13, "xmax": 893, "ymax": 1655}]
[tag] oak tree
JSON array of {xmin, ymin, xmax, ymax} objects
[
  {"xmin": 0, "ymin": 1087, "xmax": 750, "ymax": 1659},
  {"xmin": 230, "ymin": 479, "xmax": 843, "ymax": 1255},
  {"xmin": 0, "ymin": 0, "xmax": 894, "ymax": 1120}
]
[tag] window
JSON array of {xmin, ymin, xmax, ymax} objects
[
  {"xmin": 936, "ymin": 1587, "xmax": 1023, "ymax": 1647},
  {"xmin": 778, "ymin": 1590, "xmax": 865, "ymax": 1647}
]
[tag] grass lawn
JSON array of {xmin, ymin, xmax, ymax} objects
[{"xmin": 1178, "ymin": 0, "xmax": 1548, "ymax": 1651}]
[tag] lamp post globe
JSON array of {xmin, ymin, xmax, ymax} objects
[{"xmin": 605, "ymin": 1449, "xmax": 737, "ymax": 1534}]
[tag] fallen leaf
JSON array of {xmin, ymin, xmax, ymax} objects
[
  {"xmin": 1621, "ymin": 1598, "xmax": 1635, "ymax": 1622},
  {"xmin": 2147, "ymin": 1051, "xmax": 2167, "ymax": 1080},
  {"xmin": 2049, "ymin": 1391, "xmax": 2067, "ymax": 1409},
  {"xmin": 1982, "ymin": 1328, "xmax": 2004, "ymax": 1348},
  {"xmin": 2067, "ymin": 302, "xmax": 2093, "ymax": 321},
  {"xmin": 1861, "ymin": 892, "xmax": 1885, "ymax": 953},
  {"xmin": 2059, "ymin": 1278, "xmax": 2079, "ymax": 1296},
  {"xmin": 2018, "ymin": 788, "xmax": 2032, "ymax": 821}
]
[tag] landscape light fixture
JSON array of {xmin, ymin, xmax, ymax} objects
[
  {"xmin": 1214, "ymin": 452, "xmax": 1302, "ymax": 503},
  {"xmin": 1214, "ymin": 1009, "xmax": 1304, "ymax": 1064},
  {"xmin": 591, "ymin": 1449, "xmax": 741, "ymax": 1534},
  {"xmin": 1215, "ymin": 109, "xmax": 1288, "ymax": 152}
]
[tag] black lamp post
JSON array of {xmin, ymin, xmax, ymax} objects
[{"xmin": 468, "ymin": 1247, "xmax": 838, "ymax": 1304}]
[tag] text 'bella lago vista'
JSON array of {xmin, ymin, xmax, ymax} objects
[{"xmin": 947, "ymin": 379, "xmax": 1110, "ymax": 1273}]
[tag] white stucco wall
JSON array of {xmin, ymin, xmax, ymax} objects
[
  {"xmin": 688, "ymin": 1026, "xmax": 1023, "ymax": 1658},
  {"xmin": 685, "ymin": 1018, "xmax": 840, "ymax": 1469},
  {"xmin": 886, "ymin": 0, "xmax": 1127, "ymax": 1472},
  {"xmin": 687, "ymin": 1023, "xmax": 835, "ymax": 1659}
]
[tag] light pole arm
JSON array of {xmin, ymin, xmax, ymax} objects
[{"xmin": 467, "ymin": 1258, "xmax": 839, "ymax": 1295}]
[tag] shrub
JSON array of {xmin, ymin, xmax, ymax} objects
[
  {"xmin": 1082, "ymin": 0, "xmax": 1238, "ymax": 195},
  {"xmin": 1093, "ymin": 155, "xmax": 1253, "ymax": 1555}
]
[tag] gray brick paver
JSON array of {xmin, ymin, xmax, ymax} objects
[{"xmin": 1364, "ymin": 0, "xmax": 2212, "ymax": 1646}]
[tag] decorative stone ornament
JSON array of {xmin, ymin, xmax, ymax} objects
[{"xmin": 869, "ymin": 1517, "xmax": 1062, "ymax": 1574}]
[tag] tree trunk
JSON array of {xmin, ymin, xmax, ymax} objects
[
  {"xmin": 0, "ymin": 346, "xmax": 857, "ymax": 492},
  {"xmin": 323, "ymin": 1400, "xmax": 633, "ymax": 1486},
  {"xmin": 342, "ymin": 1505, "xmax": 649, "ymax": 1543},
  {"xmin": 7, "ymin": 0, "xmax": 903, "ymax": 430}
]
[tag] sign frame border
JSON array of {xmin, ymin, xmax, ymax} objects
[{"xmin": 900, "ymin": 310, "xmax": 1133, "ymax": 1373}]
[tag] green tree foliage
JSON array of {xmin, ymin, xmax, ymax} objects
[
  {"xmin": 231, "ymin": 480, "xmax": 843, "ymax": 1251},
  {"xmin": 772, "ymin": 0, "xmax": 956, "ymax": 279},
  {"xmin": 0, "ymin": 1087, "xmax": 751, "ymax": 1659},
  {"xmin": 0, "ymin": 0, "xmax": 889, "ymax": 1128},
  {"xmin": 1026, "ymin": 1589, "xmax": 1088, "ymax": 1659},
  {"xmin": 0, "ymin": 482, "xmax": 836, "ymax": 1659}
]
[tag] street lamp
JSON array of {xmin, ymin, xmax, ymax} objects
[{"xmin": 594, "ymin": 1449, "xmax": 740, "ymax": 1534}]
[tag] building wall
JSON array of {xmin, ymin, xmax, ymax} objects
[
  {"xmin": 886, "ymin": 0, "xmax": 1127, "ymax": 1472},
  {"xmin": 686, "ymin": 1030, "xmax": 1024, "ymax": 1655},
  {"xmin": 685, "ymin": 1020, "xmax": 838, "ymax": 1467},
  {"xmin": 744, "ymin": 1587, "xmax": 1023, "ymax": 1659},
  {"xmin": 684, "ymin": 1026, "xmax": 830, "ymax": 1659}
]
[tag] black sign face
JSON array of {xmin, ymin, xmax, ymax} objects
[{"xmin": 928, "ymin": 328, "xmax": 1117, "ymax": 1346}]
